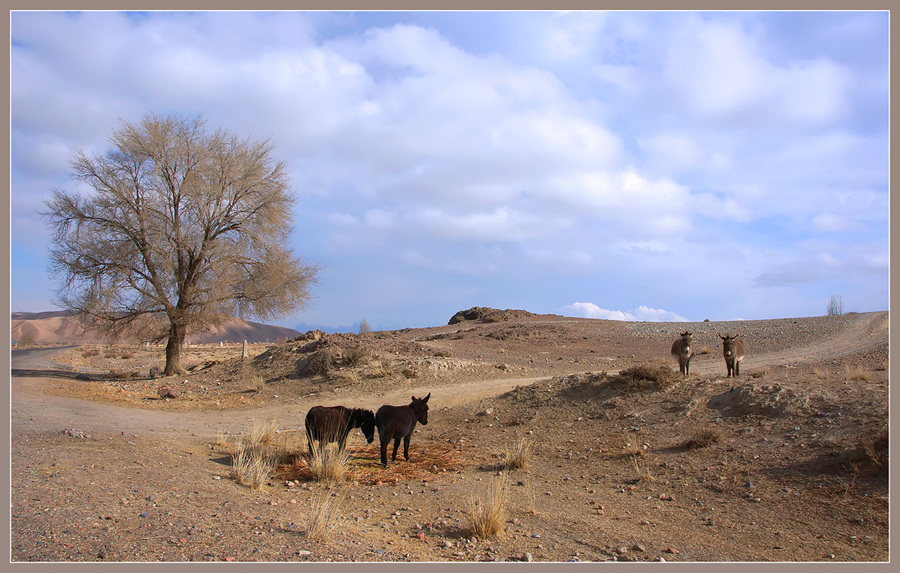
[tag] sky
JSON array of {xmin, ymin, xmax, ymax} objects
[{"xmin": 9, "ymin": 10, "xmax": 890, "ymax": 332}]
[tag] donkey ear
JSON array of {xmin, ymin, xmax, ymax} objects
[{"xmin": 423, "ymin": 393, "xmax": 430, "ymax": 403}]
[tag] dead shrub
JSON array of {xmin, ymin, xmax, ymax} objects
[
  {"xmin": 858, "ymin": 426, "xmax": 889, "ymax": 467},
  {"xmin": 304, "ymin": 347, "xmax": 342, "ymax": 376},
  {"xmin": 305, "ymin": 489, "xmax": 342, "ymax": 542},
  {"xmin": 843, "ymin": 364, "xmax": 871, "ymax": 382},
  {"xmin": 306, "ymin": 441, "xmax": 352, "ymax": 482},
  {"xmin": 343, "ymin": 344, "xmax": 371, "ymax": 367},
  {"xmin": 229, "ymin": 419, "xmax": 288, "ymax": 490},
  {"xmin": 466, "ymin": 476, "xmax": 508, "ymax": 539},
  {"xmin": 615, "ymin": 361, "xmax": 679, "ymax": 391},
  {"xmin": 684, "ymin": 426, "xmax": 721, "ymax": 449},
  {"xmin": 502, "ymin": 438, "xmax": 533, "ymax": 471}
]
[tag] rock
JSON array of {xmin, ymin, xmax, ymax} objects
[
  {"xmin": 158, "ymin": 386, "xmax": 180, "ymax": 399},
  {"xmin": 522, "ymin": 552, "xmax": 534, "ymax": 562}
]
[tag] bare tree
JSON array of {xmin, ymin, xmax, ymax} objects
[
  {"xmin": 827, "ymin": 295, "xmax": 844, "ymax": 316},
  {"xmin": 43, "ymin": 113, "xmax": 320, "ymax": 375}
]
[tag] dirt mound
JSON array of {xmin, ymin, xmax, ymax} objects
[
  {"xmin": 708, "ymin": 382, "xmax": 823, "ymax": 417},
  {"xmin": 448, "ymin": 306, "xmax": 539, "ymax": 325}
]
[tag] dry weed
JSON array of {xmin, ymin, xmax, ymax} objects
[
  {"xmin": 502, "ymin": 438, "xmax": 533, "ymax": 471},
  {"xmin": 466, "ymin": 476, "xmax": 508, "ymax": 539},
  {"xmin": 684, "ymin": 426, "xmax": 721, "ymax": 449},
  {"xmin": 617, "ymin": 361, "xmax": 679, "ymax": 391},
  {"xmin": 632, "ymin": 454, "xmax": 655, "ymax": 483},
  {"xmin": 229, "ymin": 419, "xmax": 287, "ymax": 490},
  {"xmin": 843, "ymin": 364, "xmax": 871, "ymax": 382},
  {"xmin": 305, "ymin": 489, "xmax": 342, "ymax": 542},
  {"xmin": 306, "ymin": 442, "xmax": 352, "ymax": 482}
]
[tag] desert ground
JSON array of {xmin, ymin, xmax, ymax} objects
[{"xmin": 9, "ymin": 308, "xmax": 890, "ymax": 562}]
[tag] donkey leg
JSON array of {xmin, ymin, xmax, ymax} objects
[
  {"xmin": 403, "ymin": 435, "xmax": 411, "ymax": 461},
  {"xmin": 380, "ymin": 432, "xmax": 391, "ymax": 466},
  {"xmin": 391, "ymin": 437, "xmax": 402, "ymax": 461}
]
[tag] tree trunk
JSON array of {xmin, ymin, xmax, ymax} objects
[{"xmin": 163, "ymin": 321, "xmax": 188, "ymax": 376}]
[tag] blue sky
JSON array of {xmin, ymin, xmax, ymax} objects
[{"xmin": 9, "ymin": 11, "xmax": 889, "ymax": 331}]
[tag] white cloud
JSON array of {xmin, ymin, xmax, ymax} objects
[
  {"xmin": 811, "ymin": 213, "xmax": 854, "ymax": 233},
  {"xmin": 638, "ymin": 133, "xmax": 732, "ymax": 175},
  {"xmin": 665, "ymin": 18, "xmax": 852, "ymax": 127},
  {"xmin": 561, "ymin": 302, "xmax": 689, "ymax": 322}
]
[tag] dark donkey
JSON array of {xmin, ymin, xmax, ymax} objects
[
  {"xmin": 720, "ymin": 334, "xmax": 746, "ymax": 377},
  {"xmin": 670, "ymin": 331, "xmax": 694, "ymax": 375},
  {"xmin": 304, "ymin": 405, "xmax": 376, "ymax": 454},
  {"xmin": 375, "ymin": 393, "xmax": 430, "ymax": 467}
]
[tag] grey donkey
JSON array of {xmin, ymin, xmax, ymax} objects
[
  {"xmin": 720, "ymin": 334, "xmax": 746, "ymax": 377},
  {"xmin": 671, "ymin": 331, "xmax": 694, "ymax": 375}
]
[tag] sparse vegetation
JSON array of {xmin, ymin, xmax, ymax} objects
[
  {"xmin": 615, "ymin": 361, "xmax": 680, "ymax": 391},
  {"xmin": 501, "ymin": 438, "xmax": 533, "ymax": 471},
  {"xmin": 304, "ymin": 489, "xmax": 342, "ymax": 542},
  {"xmin": 843, "ymin": 364, "xmax": 871, "ymax": 382},
  {"xmin": 827, "ymin": 295, "xmax": 844, "ymax": 316},
  {"xmin": 684, "ymin": 426, "xmax": 722, "ymax": 449},
  {"xmin": 466, "ymin": 476, "xmax": 508, "ymax": 539},
  {"xmin": 305, "ymin": 442, "xmax": 352, "ymax": 482},
  {"xmin": 343, "ymin": 344, "xmax": 371, "ymax": 367},
  {"xmin": 229, "ymin": 419, "xmax": 287, "ymax": 490}
]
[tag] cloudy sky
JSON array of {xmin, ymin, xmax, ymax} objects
[{"xmin": 10, "ymin": 11, "xmax": 889, "ymax": 332}]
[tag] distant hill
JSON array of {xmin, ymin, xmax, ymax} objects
[{"xmin": 11, "ymin": 311, "xmax": 302, "ymax": 345}]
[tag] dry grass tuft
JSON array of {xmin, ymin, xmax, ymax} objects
[
  {"xmin": 615, "ymin": 361, "xmax": 680, "ymax": 391},
  {"xmin": 684, "ymin": 426, "xmax": 721, "ymax": 449},
  {"xmin": 305, "ymin": 489, "xmax": 342, "ymax": 542},
  {"xmin": 343, "ymin": 344, "xmax": 371, "ymax": 367},
  {"xmin": 502, "ymin": 438, "xmax": 533, "ymax": 471},
  {"xmin": 632, "ymin": 454, "xmax": 655, "ymax": 483},
  {"xmin": 466, "ymin": 476, "xmax": 508, "ymax": 539},
  {"xmin": 306, "ymin": 442, "xmax": 352, "ymax": 482},
  {"xmin": 229, "ymin": 419, "xmax": 288, "ymax": 490},
  {"xmin": 859, "ymin": 426, "xmax": 889, "ymax": 467},
  {"xmin": 843, "ymin": 364, "xmax": 871, "ymax": 382}
]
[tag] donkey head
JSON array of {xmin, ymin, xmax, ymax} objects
[
  {"xmin": 720, "ymin": 334, "xmax": 739, "ymax": 358},
  {"xmin": 358, "ymin": 409, "xmax": 377, "ymax": 443},
  {"xmin": 410, "ymin": 393, "xmax": 430, "ymax": 425}
]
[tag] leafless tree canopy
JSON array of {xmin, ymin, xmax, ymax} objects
[{"xmin": 44, "ymin": 113, "xmax": 319, "ymax": 374}]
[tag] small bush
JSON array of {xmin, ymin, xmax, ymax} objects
[
  {"xmin": 343, "ymin": 344, "xmax": 371, "ymax": 367},
  {"xmin": 684, "ymin": 426, "xmax": 721, "ymax": 449},
  {"xmin": 305, "ymin": 490, "xmax": 341, "ymax": 542},
  {"xmin": 843, "ymin": 364, "xmax": 871, "ymax": 382},
  {"xmin": 616, "ymin": 361, "xmax": 679, "ymax": 391},
  {"xmin": 229, "ymin": 419, "xmax": 286, "ymax": 490},
  {"xmin": 502, "ymin": 438, "xmax": 533, "ymax": 471},
  {"xmin": 859, "ymin": 426, "xmax": 889, "ymax": 466},
  {"xmin": 305, "ymin": 348, "xmax": 341, "ymax": 375},
  {"xmin": 249, "ymin": 374, "xmax": 266, "ymax": 393},
  {"xmin": 306, "ymin": 441, "xmax": 352, "ymax": 482},
  {"xmin": 466, "ymin": 476, "xmax": 508, "ymax": 539}
]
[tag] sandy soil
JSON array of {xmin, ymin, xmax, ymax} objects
[{"xmin": 9, "ymin": 310, "xmax": 890, "ymax": 562}]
